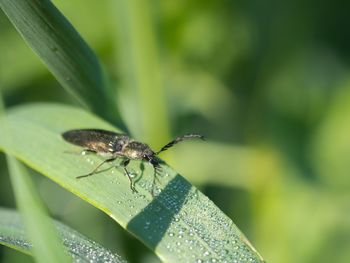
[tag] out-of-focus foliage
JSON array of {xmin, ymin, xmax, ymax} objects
[{"xmin": 1, "ymin": 0, "xmax": 349, "ymax": 262}]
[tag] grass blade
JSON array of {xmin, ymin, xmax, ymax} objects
[
  {"xmin": 0, "ymin": 207, "xmax": 127, "ymax": 263},
  {"xmin": 0, "ymin": 103, "xmax": 265, "ymax": 263},
  {"xmin": 0, "ymin": 0, "xmax": 125, "ymax": 129},
  {"xmin": 6, "ymin": 156, "xmax": 71, "ymax": 263},
  {"xmin": 112, "ymin": 0, "xmax": 170, "ymax": 145}
]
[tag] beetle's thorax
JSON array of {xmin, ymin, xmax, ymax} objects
[{"xmin": 122, "ymin": 140, "xmax": 155, "ymax": 160}]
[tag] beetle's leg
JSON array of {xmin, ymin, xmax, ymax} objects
[
  {"xmin": 122, "ymin": 159, "xmax": 138, "ymax": 193},
  {"xmin": 151, "ymin": 163, "xmax": 162, "ymax": 196},
  {"xmin": 76, "ymin": 157, "xmax": 116, "ymax": 179}
]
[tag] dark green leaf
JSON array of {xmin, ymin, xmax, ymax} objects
[{"xmin": 0, "ymin": 0, "xmax": 126, "ymax": 129}]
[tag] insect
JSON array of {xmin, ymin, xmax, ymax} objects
[{"xmin": 62, "ymin": 129, "xmax": 204, "ymax": 193}]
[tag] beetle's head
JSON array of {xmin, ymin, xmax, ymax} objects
[
  {"xmin": 142, "ymin": 148, "xmax": 155, "ymax": 162},
  {"xmin": 142, "ymin": 148, "xmax": 160, "ymax": 168}
]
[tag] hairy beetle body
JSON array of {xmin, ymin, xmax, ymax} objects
[{"xmin": 62, "ymin": 129, "xmax": 204, "ymax": 193}]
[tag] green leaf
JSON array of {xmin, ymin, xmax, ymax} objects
[
  {"xmin": 0, "ymin": 0, "xmax": 125, "ymax": 129},
  {"xmin": 0, "ymin": 207, "xmax": 127, "ymax": 263},
  {"xmin": 6, "ymin": 156, "xmax": 71, "ymax": 263},
  {"xmin": 0, "ymin": 103, "xmax": 265, "ymax": 263}
]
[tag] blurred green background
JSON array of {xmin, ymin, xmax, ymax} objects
[{"xmin": 1, "ymin": 0, "xmax": 350, "ymax": 262}]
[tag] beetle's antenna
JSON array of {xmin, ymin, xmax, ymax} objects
[{"xmin": 156, "ymin": 134, "xmax": 204, "ymax": 155}]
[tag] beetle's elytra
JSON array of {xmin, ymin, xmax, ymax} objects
[{"xmin": 62, "ymin": 129, "xmax": 204, "ymax": 193}]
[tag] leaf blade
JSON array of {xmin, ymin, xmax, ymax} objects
[
  {"xmin": 0, "ymin": 0, "xmax": 125, "ymax": 129},
  {"xmin": 0, "ymin": 207, "xmax": 127, "ymax": 263},
  {"xmin": 0, "ymin": 103, "xmax": 265, "ymax": 263},
  {"xmin": 6, "ymin": 156, "xmax": 71, "ymax": 263}
]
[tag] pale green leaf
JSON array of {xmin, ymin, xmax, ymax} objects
[
  {"xmin": 7, "ymin": 156, "xmax": 71, "ymax": 263},
  {"xmin": 0, "ymin": 103, "xmax": 265, "ymax": 263},
  {"xmin": 0, "ymin": 208, "xmax": 127, "ymax": 263}
]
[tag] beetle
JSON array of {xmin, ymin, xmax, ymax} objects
[{"xmin": 62, "ymin": 129, "xmax": 204, "ymax": 193}]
